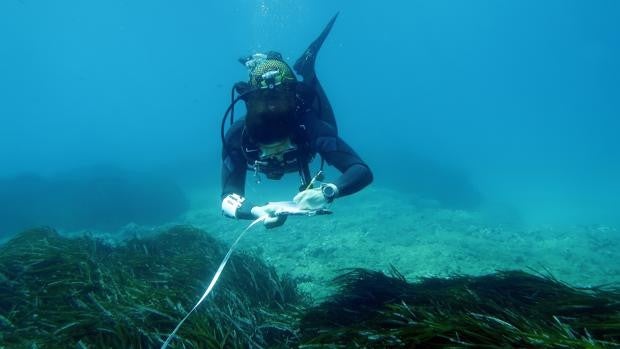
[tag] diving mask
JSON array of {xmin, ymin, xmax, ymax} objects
[{"xmin": 259, "ymin": 138, "xmax": 297, "ymax": 161}]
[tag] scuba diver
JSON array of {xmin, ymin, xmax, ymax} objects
[{"xmin": 220, "ymin": 13, "xmax": 373, "ymax": 228}]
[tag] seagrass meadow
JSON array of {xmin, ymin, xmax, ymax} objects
[
  {"xmin": 1, "ymin": 225, "xmax": 619, "ymax": 348},
  {"xmin": 0, "ymin": 226, "xmax": 301, "ymax": 348}
]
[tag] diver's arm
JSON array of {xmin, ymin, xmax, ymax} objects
[
  {"xmin": 221, "ymin": 159, "xmax": 260, "ymax": 220},
  {"xmin": 221, "ymin": 123, "xmax": 255, "ymax": 220},
  {"xmin": 221, "ymin": 155, "xmax": 246, "ymax": 200},
  {"xmin": 316, "ymin": 136, "xmax": 373, "ymax": 197},
  {"xmin": 221, "ymin": 121, "xmax": 247, "ymax": 198},
  {"xmin": 220, "ymin": 130, "xmax": 286, "ymax": 228},
  {"xmin": 332, "ymin": 162, "xmax": 373, "ymax": 196},
  {"xmin": 221, "ymin": 158, "xmax": 287, "ymax": 227}
]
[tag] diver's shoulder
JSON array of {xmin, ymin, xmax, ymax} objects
[{"xmin": 301, "ymin": 113, "xmax": 337, "ymax": 138}]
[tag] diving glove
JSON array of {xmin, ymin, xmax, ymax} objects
[
  {"xmin": 221, "ymin": 193, "xmax": 287, "ymax": 229},
  {"xmin": 250, "ymin": 204, "xmax": 287, "ymax": 229},
  {"xmin": 293, "ymin": 183, "xmax": 338, "ymax": 211}
]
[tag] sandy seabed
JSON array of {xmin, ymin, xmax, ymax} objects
[{"xmin": 182, "ymin": 186, "xmax": 620, "ymax": 302}]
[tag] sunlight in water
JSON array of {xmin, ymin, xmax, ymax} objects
[
  {"xmin": 249, "ymin": 0, "xmax": 295, "ymax": 51},
  {"xmin": 258, "ymin": 0, "xmax": 270, "ymax": 16}
]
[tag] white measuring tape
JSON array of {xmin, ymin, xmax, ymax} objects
[{"xmin": 160, "ymin": 215, "xmax": 266, "ymax": 349}]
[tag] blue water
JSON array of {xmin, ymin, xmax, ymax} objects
[{"xmin": 1, "ymin": 1, "xmax": 619, "ymax": 234}]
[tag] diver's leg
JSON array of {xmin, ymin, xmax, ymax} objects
[
  {"xmin": 312, "ymin": 78, "xmax": 337, "ymax": 132},
  {"xmin": 294, "ymin": 13, "xmax": 338, "ymax": 83},
  {"xmin": 294, "ymin": 13, "xmax": 339, "ymax": 132}
]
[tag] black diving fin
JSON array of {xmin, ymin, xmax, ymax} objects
[{"xmin": 294, "ymin": 12, "xmax": 339, "ymax": 82}]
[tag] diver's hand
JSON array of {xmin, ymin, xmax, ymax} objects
[
  {"xmin": 293, "ymin": 183, "xmax": 338, "ymax": 210},
  {"xmin": 222, "ymin": 194, "xmax": 287, "ymax": 228},
  {"xmin": 251, "ymin": 204, "xmax": 287, "ymax": 229}
]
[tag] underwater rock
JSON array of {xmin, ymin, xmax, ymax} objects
[
  {"xmin": 0, "ymin": 168, "xmax": 190, "ymax": 236},
  {"xmin": 0, "ymin": 226, "xmax": 301, "ymax": 348},
  {"xmin": 375, "ymin": 153, "xmax": 483, "ymax": 210}
]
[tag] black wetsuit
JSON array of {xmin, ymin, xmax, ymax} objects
[
  {"xmin": 222, "ymin": 14, "xmax": 371, "ymax": 206},
  {"xmin": 221, "ymin": 107, "xmax": 373, "ymax": 200}
]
